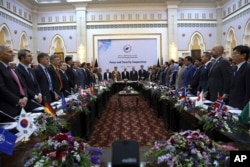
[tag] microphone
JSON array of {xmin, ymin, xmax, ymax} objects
[
  {"xmin": 0, "ymin": 110, "xmax": 17, "ymax": 122},
  {"xmin": 65, "ymin": 90, "xmax": 71, "ymax": 95},
  {"xmin": 31, "ymin": 99, "xmax": 43, "ymax": 107}
]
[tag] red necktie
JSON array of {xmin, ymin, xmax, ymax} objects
[
  {"xmin": 56, "ymin": 68, "xmax": 63, "ymax": 89},
  {"xmin": 7, "ymin": 66, "xmax": 25, "ymax": 96}
]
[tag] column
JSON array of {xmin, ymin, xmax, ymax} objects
[
  {"xmin": 74, "ymin": 3, "xmax": 88, "ymax": 63},
  {"xmin": 32, "ymin": 7, "xmax": 39, "ymax": 63},
  {"xmin": 216, "ymin": 1, "xmax": 223, "ymax": 45},
  {"xmin": 166, "ymin": 1, "xmax": 179, "ymax": 62}
]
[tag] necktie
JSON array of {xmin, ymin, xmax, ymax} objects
[
  {"xmin": 233, "ymin": 66, "xmax": 238, "ymax": 77},
  {"xmin": 7, "ymin": 67, "xmax": 25, "ymax": 96},
  {"xmin": 28, "ymin": 68, "xmax": 34, "ymax": 82},
  {"xmin": 209, "ymin": 60, "xmax": 217, "ymax": 73},
  {"xmin": 64, "ymin": 72, "xmax": 68, "ymax": 80},
  {"xmin": 44, "ymin": 68, "xmax": 53, "ymax": 92},
  {"xmin": 56, "ymin": 68, "xmax": 63, "ymax": 89}
]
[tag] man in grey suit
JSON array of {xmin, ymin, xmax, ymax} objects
[
  {"xmin": 130, "ymin": 67, "xmax": 138, "ymax": 81},
  {"xmin": 229, "ymin": 45, "xmax": 250, "ymax": 110},
  {"xmin": 207, "ymin": 45, "xmax": 232, "ymax": 102}
]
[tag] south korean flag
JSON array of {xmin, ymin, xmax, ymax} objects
[{"xmin": 17, "ymin": 108, "xmax": 37, "ymax": 139}]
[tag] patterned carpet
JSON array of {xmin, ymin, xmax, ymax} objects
[{"xmin": 88, "ymin": 94, "xmax": 168, "ymax": 147}]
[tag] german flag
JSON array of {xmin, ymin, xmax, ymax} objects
[{"xmin": 44, "ymin": 102, "xmax": 56, "ymax": 116}]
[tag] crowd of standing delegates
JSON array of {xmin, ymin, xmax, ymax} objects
[{"xmin": 0, "ymin": 44, "xmax": 249, "ymax": 120}]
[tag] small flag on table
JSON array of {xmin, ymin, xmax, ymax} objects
[
  {"xmin": 16, "ymin": 108, "xmax": 37, "ymax": 139},
  {"xmin": 179, "ymin": 87, "xmax": 187, "ymax": 99},
  {"xmin": 90, "ymin": 84, "xmax": 95, "ymax": 94},
  {"xmin": 195, "ymin": 91, "xmax": 203, "ymax": 107},
  {"xmin": 213, "ymin": 95, "xmax": 225, "ymax": 111},
  {"xmin": 44, "ymin": 102, "xmax": 56, "ymax": 116},
  {"xmin": 61, "ymin": 93, "xmax": 69, "ymax": 110},
  {"xmin": 0, "ymin": 127, "xmax": 17, "ymax": 155},
  {"xmin": 239, "ymin": 101, "xmax": 250, "ymax": 124}
]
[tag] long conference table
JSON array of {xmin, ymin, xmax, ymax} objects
[{"xmin": 1, "ymin": 81, "xmax": 250, "ymax": 167}]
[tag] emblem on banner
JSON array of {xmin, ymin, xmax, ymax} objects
[{"xmin": 123, "ymin": 44, "xmax": 132, "ymax": 53}]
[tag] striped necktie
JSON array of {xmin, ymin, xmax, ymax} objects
[
  {"xmin": 44, "ymin": 68, "xmax": 53, "ymax": 92},
  {"xmin": 7, "ymin": 66, "xmax": 25, "ymax": 96}
]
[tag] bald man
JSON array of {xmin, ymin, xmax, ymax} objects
[{"xmin": 206, "ymin": 45, "xmax": 232, "ymax": 102}]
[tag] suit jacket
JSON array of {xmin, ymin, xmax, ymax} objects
[
  {"xmin": 33, "ymin": 65, "xmax": 53, "ymax": 104},
  {"xmin": 121, "ymin": 71, "xmax": 130, "ymax": 80},
  {"xmin": 207, "ymin": 57, "xmax": 232, "ymax": 101},
  {"xmin": 189, "ymin": 66, "xmax": 202, "ymax": 95},
  {"xmin": 59, "ymin": 70, "xmax": 71, "ymax": 96},
  {"xmin": 15, "ymin": 64, "xmax": 42, "ymax": 111},
  {"xmin": 82, "ymin": 68, "xmax": 92, "ymax": 87},
  {"xmin": 76, "ymin": 68, "xmax": 85, "ymax": 88},
  {"xmin": 175, "ymin": 65, "xmax": 186, "ymax": 90},
  {"xmin": 229, "ymin": 62, "xmax": 250, "ymax": 109},
  {"xmin": 47, "ymin": 65, "xmax": 61, "ymax": 95},
  {"xmin": 130, "ymin": 70, "xmax": 138, "ymax": 81},
  {"xmin": 0, "ymin": 62, "xmax": 27, "ymax": 117},
  {"xmin": 104, "ymin": 72, "xmax": 111, "ymax": 80},
  {"xmin": 183, "ymin": 64, "xmax": 196, "ymax": 87},
  {"xmin": 197, "ymin": 62, "xmax": 212, "ymax": 92},
  {"xmin": 138, "ymin": 69, "xmax": 147, "ymax": 80},
  {"xmin": 65, "ymin": 65, "xmax": 76, "ymax": 89}
]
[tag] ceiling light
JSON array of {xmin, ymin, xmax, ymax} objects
[
  {"xmin": 66, "ymin": 0, "xmax": 92, "ymax": 2},
  {"xmin": 35, "ymin": 0, "xmax": 62, "ymax": 4}
]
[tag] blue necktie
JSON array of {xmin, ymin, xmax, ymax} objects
[{"xmin": 44, "ymin": 68, "xmax": 53, "ymax": 92}]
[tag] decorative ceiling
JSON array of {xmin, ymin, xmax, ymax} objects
[{"xmin": 21, "ymin": 0, "xmax": 229, "ymax": 7}]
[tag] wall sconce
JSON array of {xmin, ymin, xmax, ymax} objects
[
  {"xmin": 209, "ymin": 33, "xmax": 212, "ymax": 37},
  {"xmin": 238, "ymin": 25, "xmax": 241, "ymax": 29},
  {"xmin": 43, "ymin": 37, "xmax": 46, "ymax": 40},
  {"xmin": 30, "ymin": 36, "xmax": 32, "ymax": 40},
  {"xmin": 182, "ymin": 33, "xmax": 185, "ymax": 37},
  {"xmin": 14, "ymin": 30, "xmax": 17, "ymax": 34}
]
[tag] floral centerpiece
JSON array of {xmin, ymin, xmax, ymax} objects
[
  {"xmin": 199, "ymin": 109, "xmax": 237, "ymax": 133},
  {"xmin": 145, "ymin": 130, "xmax": 235, "ymax": 167},
  {"xmin": 24, "ymin": 133, "xmax": 102, "ymax": 167},
  {"xmin": 34, "ymin": 113, "xmax": 69, "ymax": 136},
  {"xmin": 175, "ymin": 97, "xmax": 194, "ymax": 111}
]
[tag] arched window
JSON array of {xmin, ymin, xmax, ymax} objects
[
  {"xmin": 19, "ymin": 32, "xmax": 29, "ymax": 50},
  {"xmin": 225, "ymin": 27, "xmax": 237, "ymax": 58},
  {"xmin": 0, "ymin": 24, "xmax": 13, "ymax": 47}
]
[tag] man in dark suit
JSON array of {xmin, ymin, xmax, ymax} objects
[
  {"xmin": 138, "ymin": 65, "xmax": 147, "ymax": 80},
  {"xmin": 81, "ymin": 62, "xmax": 92, "ymax": 87},
  {"xmin": 207, "ymin": 45, "xmax": 232, "ymax": 102},
  {"xmin": 65, "ymin": 56, "xmax": 77, "ymax": 90},
  {"xmin": 59, "ymin": 61, "xmax": 71, "ymax": 96},
  {"xmin": 0, "ymin": 45, "xmax": 28, "ymax": 117},
  {"xmin": 197, "ymin": 52, "xmax": 212, "ymax": 92},
  {"xmin": 104, "ymin": 68, "xmax": 111, "ymax": 80},
  {"xmin": 121, "ymin": 68, "xmax": 130, "ymax": 80},
  {"xmin": 15, "ymin": 49, "xmax": 42, "ymax": 111},
  {"xmin": 33, "ymin": 52, "xmax": 58, "ymax": 104},
  {"xmin": 188, "ymin": 58, "xmax": 202, "ymax": 95},
  {"xmin": 130, "ymin": 67, "xmax": 138, "ymax": 81},
  {"xmin": 229, "ymin": 45, "xmax": 250, "ymax": 109},
  {"xmin": 48, "ymin": 55, "xmax": 62, "ymax": 96}
]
